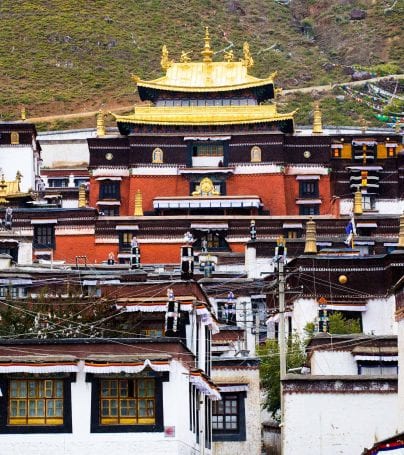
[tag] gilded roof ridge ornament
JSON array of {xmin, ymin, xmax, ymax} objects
[
  {"xmin": 224, "ymin": 50, "xmax": 234, "ymax": 62},
  {"xmin": 201, "ymin": 27, "xmax": 213, "ymax": 63},
  {"xmin": 241, "ymin": 42, "xmax": 254, "ymax": 68},
  {"xmin": 161, "ymin": 45, "xmax": 174, "ymax": 71},
  {"xmin": 180, "ymin": 51, "xmax": 192, "ymax": 63}
]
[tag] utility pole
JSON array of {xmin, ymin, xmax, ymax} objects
[{"xmin": 275, "ymin": 236, "xmax": 287, "ymax": 454}]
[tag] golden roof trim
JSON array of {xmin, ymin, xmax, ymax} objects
[
  {"xmin": 112, "ymin": 105, "xmax": 296, "ymax": 126},
  {"xmin": 136, "ymin": 72, "xmax": 275, "ymax": 93}
]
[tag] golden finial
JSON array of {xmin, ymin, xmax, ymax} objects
[
  {"xmin": 134, "ymin": 189, "xmax": 143, "ymax": 216},
  {"xmin": 224, "ymin": 50, "xmax": 234, "ymax": 62},
  {"xmin": 21, "ymin": 107, "xmax": 26, "ymax": 121},
  {"xmin": 353, "ymin": 189, "xmax": 363, "ymax": 216},
  {"xmin": 161, "ymin": 45, "xmax": 174, "ymax": 70},
  {"xmin": 312, "ymin": 102, "xmax": 323, "ymax": 134},
  {"xmin": 201, "ymin": 27, "xmax": 213, "ymax": 63},
  {"xmin": 96, "ymin": 110, "xmax": 105, "ymax": 137},
  {"xmin": 78, "ymin": 184, "xmax": 87, "ymax": 208},
  {"xmin": 131, "ymin": 74, "xmax": 140, "ymax": 83},
  {"xmin": 304, "ymin": 217, "xmax": 318, "ymax": 254},
  {"xmin": 241, "ymin": 42, "xmax": 254, "ymax": 68},
  {"xmin": 360, "ymin": 117, "xmax": 368, "ymax": 134},
  {"xmin": 398, "ymin": 212, "xmax": 404, "ymax": 248},
  {"xmin": 180, "ymin": 51, "xmax": 191, "ymax": 63}
]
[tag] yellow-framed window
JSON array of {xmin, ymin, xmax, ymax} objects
[
  {"xmin": 100, "ymin": 378, "xmax": 155, "ymax": 425},
  {"xmin": 8, "ymin": 379, "xmax": 64, "ymax": 425}
]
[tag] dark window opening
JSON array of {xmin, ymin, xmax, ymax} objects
[
  {"xmin": 99, "ymin": 181, "xmax": 120, "ymax": 200},
  {"xmin": 212, "ymin": 392, "xmax": 246, "ymax": 441},
  {"xmin": 299, "ymin": 181, "xmax": 318, "ymax": 198},
  {"xmin": 299, "ymin": 205, "xmax": 319, "ymax": 215},
  {"xmin": 33, "ymin": 225, "xmax": 55, "ymax": 249}
]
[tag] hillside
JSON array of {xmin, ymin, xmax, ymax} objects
[{"xmin": 0, "ymin": 0, "xmax": 402, "ymax": 129}]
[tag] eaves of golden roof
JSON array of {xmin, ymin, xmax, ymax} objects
[{"xmin": 112, "ymin": 105, "xmax": 296, "ymax": 126}]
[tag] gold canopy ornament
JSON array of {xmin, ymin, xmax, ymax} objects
[
  {"xmin": 312, "ymin": 102, "xmax": 323, "ymax": 134},
  {"xmin": 134, "ymin": 189, "xmax": 144, "ymax": 216},
  {"xmin": 241, "ymin": 42, "xmax": 254, "ymax": 68},
  {"xmin": 304, "ymin": 217, "xmax": 318, "ymax": 254},
  {"xmin": 78, "ymin": 184, "xmax": 87, "ymax": 208},
  {"xmin": 398, "ymin": 212, "xmax": 404, "ymax": 248},
  {"xmin": 161, "ymin": 45, "xmax": 174, "ymax": 71},
  {"xmin": 201, "ymin": 27, "xmax": 213, "ymax": 63},
  {"xmin": 96, "ymin": 110, "xmax": 106, "ymax": 137},
  {"xmin": 353, "ymin": 189, "xmax": 363, "ymax": 216}
]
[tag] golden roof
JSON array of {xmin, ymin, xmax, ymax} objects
[
  {"xmin": 136, "ymin": 63, "xmax": 276, "ymax": 93},
  {"xmin": 112, "ymin": 104, "xmax": 296, "ymax": 126},
  {"xmin": 0, "ymin": 172, "xmax": 27, "ymax": 203},
  {"xmin": 134, "ymin": 29, "xmax": 275, "ymax": 93}
]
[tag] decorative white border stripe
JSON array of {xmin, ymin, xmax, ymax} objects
[
  {"xmin": 83, "ymin": 359, "xmax": 170, "ymax": 373},
  {"xmin": 0, "ymin": 364, "xmax": 79, "ymax": 373},
  {"xmin": 190, "ymin": 373, "xmax": 221, "ymax": 400}
]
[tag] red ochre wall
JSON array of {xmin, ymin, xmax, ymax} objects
[
  {"xmin": 141, "ymin": 244, "xmax": 183, "ymax": 264},
  {"xmin": 226, "ymin": 174, "xmax": 287, "ymax": 215},
  {"xmin": 127, "ymin": 176, "xmax": 190, "ymax": 214},
  {"xmin": 54, "ymin": 235, "xmax": 97, "ymax": 262}
]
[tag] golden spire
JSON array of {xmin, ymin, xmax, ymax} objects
[
  {"xmin": 353, "ymin": 189, "xmax": 363, "ymax": 216},
  {"xmin": 312, "ymin": 102, "xmax": 323, "ymax": 134},
  {"xmin": 134, "ymin": 189, "xmax": 143, "ymax": 216},
  {"xmin": 398, "ymin": 212, "xmax": 404, "ymax": 248},
  {"xmin": 96, "ymin": 110, "xmax": 105, "ymax": 137},
  {"xmin": 78, "ymin": 184, "xmax": 86, "ymax": 208},
  {"xmin": 304, "ymin": 217, "xmax": 317, "ymax": 254},
  {"xmin": 201, "ymin": 27, "xmax": 213, "ymax": 63},
  {"xmin": 21, "ymin": 107, "xmax": 26, "ymax": 121},
  {"xmin": 241, "ymin": 42, "xmax": 254, "ymax": 68},
  {"xmin": 161, "ymin": 45, "xmax": 174, "ymax": 70}
]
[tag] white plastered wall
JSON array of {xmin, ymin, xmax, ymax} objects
[
  {"xmin": 362, "ymin": 296, "xmax": 397, "ymax": 335},
  {"xmin": 284, "ymin": 391, "xmax": 399, "ymax": 455}
]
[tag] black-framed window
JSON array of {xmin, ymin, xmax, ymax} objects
[
  {"xmin": 299, "ymin": 180, "xmax": 318, "ymax": 198},
  {"xmin": 216, "ymin": 301, "xmax": 237, "ymax": 325},
  {"xmin": 33, "ymin": 225, "xmax": 55, "ymax": 249},
  {"xmin": 212, "ymin": 392, "xmax": 246, "ymax": 441},
  {"xmin": 99, "ymin": 181, "xmax": 120, "ymax": 200},
  {"xmin": 48, "ymin": 179, "xmax": 69, "ymax": 188},
  {"xmin": 89, "ymin": 374, "xmax": 165, "ymax": 433},
  {"xmin": 0, "ymin": 375, "xmax": 73, "ymax": 434},
  {"xmin": 192, "ymin": 144, "xmax": 224, "ymax": 157},
  {"xmin": 357, "ymin": 361, "xmax": 398, "ymax": 376},
  {"xmin": 98, "ymin": 206, "xmax": 119, "ymax": 216},
  {"xmin": 299, "ymin": 205, "xmax": 319, "ymax": 216},
  {"xmin": 119, "ymin": 232, "xmax": 134, "ymax": 251}
]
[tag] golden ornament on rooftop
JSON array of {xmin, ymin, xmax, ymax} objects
[{"xmin": 338, "ymin": 275, "xmax": 348, "ymax": 284}]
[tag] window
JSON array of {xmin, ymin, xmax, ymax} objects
[
  {"xmin": 362, "ymin": 195, "xmax": 375, "ymax": 211},
  {"xmin": 358, "ymin": 362, "xmax": 398, "ymax": 376},
  {"xmin": 48, "ymin": 179, "xmax": 69, "ymax": 188},
  {"xmin": 192, "ymin": 144, "xmax": 223, "ymax": 157},
  {"xmin": 90, "ymin": 375, "xmax": 165, "ymax": 432},
  {"xmin": 9, "ymin": 379, "xmax": 64, "ymax": 425},
  {"xmin": 0, "ymin": 376, "xmax": 72, "ymax": 434},
  {"xmin": 299, "ymin": 181, "xmax": 318, "ymax": 197},
  {"xmin": 99, "ymin": 181, "xmax": 120, "ymax": 200},
  {"xmin": 33, "ymin": 225, "xmax": 55, "ymax": 249},
  {"xmin": 212, "ymin": 393, "xmax": 246, "ymax": 441},
  {"xmin": 119, "ymin": 232, "xmax": 134, "ymax": 251},
  {"xmin": 299, "ymin": 205, "xmax": 319, "ymax": 215},
  {"xmin": 98, "ymin": 206, "xmax": 119, "ymax": 216},
  {"xmin": 100, "ymin": 379, "xmax": 155, "ymax": 425}
]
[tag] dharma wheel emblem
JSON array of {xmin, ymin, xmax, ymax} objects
[{"xmin": 192, "ymin": 177, "xmax": 220, "ymax": 196}]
